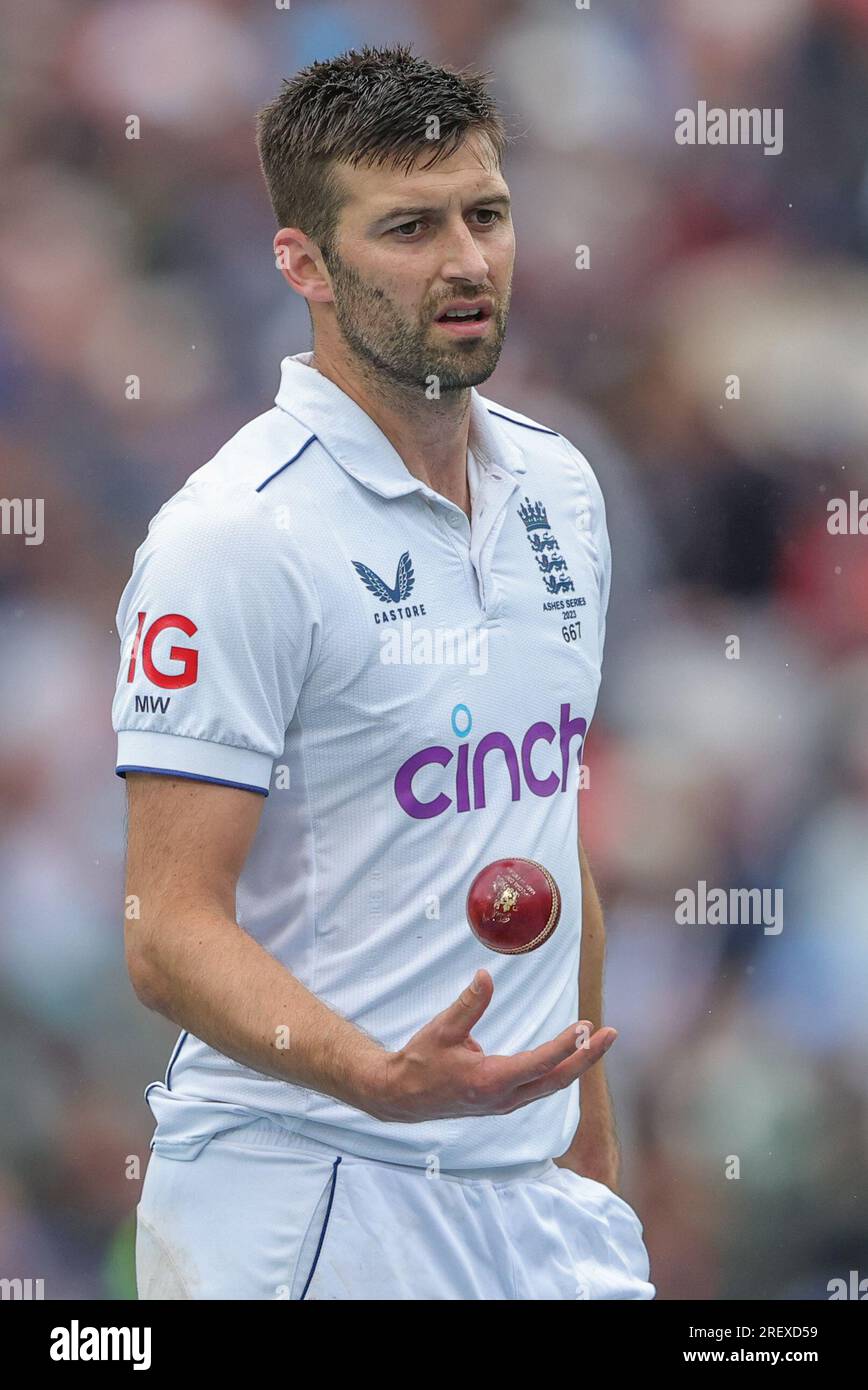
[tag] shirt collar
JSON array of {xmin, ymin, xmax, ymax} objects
[{"xmin": 274, "ymin": 351, "xmax": 526, "ymax": 500}]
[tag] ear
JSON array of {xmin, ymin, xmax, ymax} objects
[{"xmin": 273, "ymin": 228, "xmax": 334, "ymax": 306}]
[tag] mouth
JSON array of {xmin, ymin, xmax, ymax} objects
[{"xmin": 433, "ymin": 300, "xmax": 494, "ymax": 337}]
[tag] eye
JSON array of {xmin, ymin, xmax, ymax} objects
[
  {"xmin": 473, "ymin": 209, "xmax": 502, "ymax": 227},
  {"xmin": 392, "ymin": 219, "xmax": 426, "ymax": 238}
]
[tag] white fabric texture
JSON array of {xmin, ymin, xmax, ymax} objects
[
  {"xmin": 113, "ymin": 352, "xmax": 613, "ymax": 1171},
  {"xmin": 135, "ymin": 1119, "xmax": 654, "ymax": 1300}
]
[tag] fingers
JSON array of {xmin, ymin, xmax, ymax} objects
[
  {"xmin": 435, "ymin": 969, "xmax": 494, "ymax": 1043},
  {"xmin": 498, "ymin": 1020, "xmax": 599, "ymax": 1087},
  {"xmin": 508, "ymin": 1026, "xmax": 617, "ymax": 1108}
]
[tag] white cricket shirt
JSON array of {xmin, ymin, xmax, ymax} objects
[{"xmin": 112, "ymin": 351, "xmax": 612, "ymax": 1169}]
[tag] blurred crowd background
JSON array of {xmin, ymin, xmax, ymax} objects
[{"xmin": 2, "ymin": 0, "xmax": 867, "ymax": 1300}]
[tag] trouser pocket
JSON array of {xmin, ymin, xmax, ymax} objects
[
  {"xmin": 136, "ymin": 1209, "xmax": 195, "ymax": 1300},
  {"xmin": 136, "ymin": 1140, "xmax": 348, "ymax": 1300},
  {"xmin": 289, "ymin": 1155, "xmax": 343, "ymax": 1300}
]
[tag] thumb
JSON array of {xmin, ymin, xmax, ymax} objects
[{"xmin": 437, "ymin": 969, "xmax": 493, "ymax": 1042}]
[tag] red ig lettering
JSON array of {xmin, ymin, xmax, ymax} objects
[{"xmin": 127, "ymin": 612, "xmax": 199, "ymax": 689}]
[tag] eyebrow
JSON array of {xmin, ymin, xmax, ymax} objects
[{"xmin": 372, "ymin": 192, "xmax": 511, "ymax": 227}]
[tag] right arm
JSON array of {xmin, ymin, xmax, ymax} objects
[
  {"xmin": 124, "ymin": 771, "xmax": 616, "ymax": 1124},
  {"xmin": 124, "ymin": 770, "xmax": 390, "ymax": 1114}
]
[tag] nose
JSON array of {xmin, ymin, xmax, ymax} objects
[{"xmin": 438, "ymin": 218, "xmax": 492, "ymax": 286}]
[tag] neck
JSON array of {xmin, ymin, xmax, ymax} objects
[{"xmin": 309, "ymin": 340, "xmax": 473, "ymax": 515}]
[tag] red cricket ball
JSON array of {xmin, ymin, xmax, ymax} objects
[{"xmin": 465, "ymin": 858, "xmax": 561, "ymax": 955}]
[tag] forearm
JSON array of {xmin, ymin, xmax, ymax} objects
[
  {"xmin": 555, "ymin": 843, "xmax": 621, "ymax": 1187},
  {"xmin": 129, "ymin": 906, "xmax": 386, "ymax": 1115}
]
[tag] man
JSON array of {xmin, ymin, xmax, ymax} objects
[{"xmin": 113, "ymin": 44, "xmax": 654, "ymax": 1300}]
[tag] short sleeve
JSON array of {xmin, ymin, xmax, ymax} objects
[{"xmin": 111, "ymin": 490, "xmax": 319, "ymax": 796}]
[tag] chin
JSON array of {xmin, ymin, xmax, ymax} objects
[{"xmin": 439, "ymin": 353, "xmax": 503, "ymax": 391}]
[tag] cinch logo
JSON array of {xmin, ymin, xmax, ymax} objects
[
  {"xmin": 394, "ymin": 702, "xmax": 587, "ymax": 819},
  {"xmin": 127, "ymin": 611, "xmax": 198, "ymax": 689}
]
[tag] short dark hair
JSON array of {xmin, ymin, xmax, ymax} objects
[{"xmin": 255, "ymin": 44, "xmax": 509, "ymax": 260}]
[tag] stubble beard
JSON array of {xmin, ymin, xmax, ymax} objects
[{"xmin": 324, "ymin": 248, "xmax": 510, "ymax": 395}]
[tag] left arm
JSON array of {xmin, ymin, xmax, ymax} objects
[{"xmin": 554, "ymin": 838, "xmax": 622, "ymax": 1190}]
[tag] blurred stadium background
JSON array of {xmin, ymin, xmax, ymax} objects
[{"xmin": 2, "ymin": 0, "xmax": 868, "ymax": 1300}]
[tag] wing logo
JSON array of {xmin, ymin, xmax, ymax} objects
[{"xmin": 352, "ymin": 551, "xmax": 416, "ymax": 604}]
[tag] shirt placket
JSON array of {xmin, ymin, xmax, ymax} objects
[{"xmin": 468, "ymin": 467, "xmax": 519, "ymax": 615}]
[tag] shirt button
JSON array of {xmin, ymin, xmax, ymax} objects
[{"xmin": 447, "ymin": 513, "xmax": 462, "ymax": 528}]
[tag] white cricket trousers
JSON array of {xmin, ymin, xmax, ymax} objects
[{"xmin": 136, "ymin": 1118, "xmax": 655, "ymax": 1300}]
